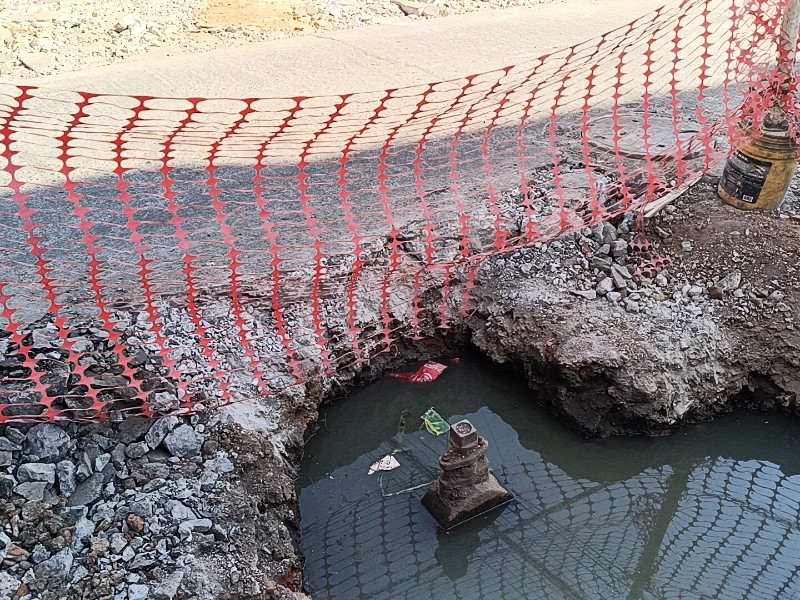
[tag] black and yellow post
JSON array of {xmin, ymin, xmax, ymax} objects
[{"xmin": 718, "ymin": 0, "xmax": 800, "ymax": 210}]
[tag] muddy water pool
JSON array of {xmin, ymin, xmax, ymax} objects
[{"xmin": 299, "ymin": 355, "xmax": 800, "ymax": 599}]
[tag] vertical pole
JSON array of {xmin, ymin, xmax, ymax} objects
[
  {"xmin": 765, "ymin": 0, "xmax": 800, "ymax": 126},
  {"xmin": 763, "ymin": 0, "xmax": 800, "ymax": 127},
  {"xmin": 779, "ymin": 0, "xmax": 800, "ymax": 87},
  {"xmin": 718, "ymin": 0, "xmax": 800, "ymax": 209},
  {"xmin": 774, "ymin": 0, "xmax": 800, "ymax": 123}
]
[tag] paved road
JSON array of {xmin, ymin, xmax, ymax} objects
[{"xmin": 24, "ymin": 0, "xmax": 668, "ymax": 97}]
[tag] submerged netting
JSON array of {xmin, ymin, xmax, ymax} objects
[
  {"xmin": 301, "ymin": 408, "xmax": 800, "ymax": 600},
  {"xmin": 0, "ymin": 0, "xmax": 798, "ymax": 422}
]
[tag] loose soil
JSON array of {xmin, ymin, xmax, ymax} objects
[{"xmin": 196, "ymin": 0, "xmax": 308, "ymax": 33}]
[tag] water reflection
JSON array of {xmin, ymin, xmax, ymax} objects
[{"xmin": 299, "ymin": 356, "xmax": 800, "ymax": 599}]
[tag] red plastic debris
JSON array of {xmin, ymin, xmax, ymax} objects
[
  {"xmin": 635, "ymin": 256, "xmax": 673, "ymax": 278},
  {"xmin": 389, "ymin": 361, "xmax": 449, "ymax": 383},
  {"xmin": 629, "ymin": 233, "xmax": 652, "ymax": 254}
]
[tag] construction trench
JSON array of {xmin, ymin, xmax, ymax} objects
[
  {"xmin": 4, "ymin": 0, "xmax": 800, "ymax": 598},
  {"xmin": 2, "ymin": 176, "xmax": 800, "ymax": 599}
]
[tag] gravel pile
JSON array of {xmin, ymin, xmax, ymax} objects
[
  {"xmin": 2, "ymin": 0, "xmax": 553, "ymax": 80},
  {"xmin": 2, "ymin": 0, "xmax": 203, "ymax": 78},
  {"xmin": 479, "ymin": 178, "xmax": 800, "ymax": 337},
  {"xmin": 0, "ymin": 414, "xmax": 301, "ymax": 600}
]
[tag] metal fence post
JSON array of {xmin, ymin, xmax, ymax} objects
[{"xmin": 778, "ymin": 0, "xmax": 800, "ymax": 91}]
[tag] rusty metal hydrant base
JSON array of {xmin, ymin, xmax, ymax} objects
[{"xmin": 422, "ymin": 419, "xmax": 514, "ymax": 530}]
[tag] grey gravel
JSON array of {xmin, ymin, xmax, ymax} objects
[
  {"xmin": 144, "ymin": 417, "xmax": 180, "ymax": 449},
  {"xmin": 0, "ymin": 410, "xmax": 239, "ymax": 600},
  {"xmin": 163, "ymin": 424, "xmax": 202, "ymax": 458},
  {"xmin": 25, "ymin": 424, "xmax": 71, "ymax": 462},
  {"xmin": 67, "ymin": 473, "xmax": 105, "ymax": 507},
  {"xmin": 17, "ymin": 463, "xmax": 57, "ymax": 485}
]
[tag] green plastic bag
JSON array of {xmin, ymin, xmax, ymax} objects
[{"xmin": 421, "ymin": 407, "xmax": 450, "ymax": 436}]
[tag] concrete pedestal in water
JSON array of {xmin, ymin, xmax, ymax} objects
[{"xmin": 422, "ymin": 419, "xmax": 513, "ymax": 529}]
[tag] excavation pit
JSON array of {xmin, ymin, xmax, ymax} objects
[{"xmin": 299, "ymin": 354, "xmax": 800, "ymax": 599}]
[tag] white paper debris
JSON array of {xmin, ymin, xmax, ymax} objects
[{"xmin": 368, "ymin": 455, "xmax": 400, "ymax": 475}]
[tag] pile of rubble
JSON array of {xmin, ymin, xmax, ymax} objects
[
  {"xmin": 468, "ymin": 176, "xmax": 800, "ymax": 435},
  {"xmin": 0, "ymin": 413, "xmax": 311, "ymax": 600},
  {"xmin": 484, "ymin": 178, "xmax": 798, "ymax": 334}
]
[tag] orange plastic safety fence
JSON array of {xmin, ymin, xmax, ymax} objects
[{"xmin": 0, "ymin": 0, "xmax": 796, "ymax": 422}]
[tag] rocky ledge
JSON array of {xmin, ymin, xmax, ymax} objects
[{"xmin": 468, "ymin": 177, "xmax": 800, "ymax": 435}]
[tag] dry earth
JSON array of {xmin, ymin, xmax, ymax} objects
[{"xmin": 0, "ymin": 0, "xmax": 553, "ymax": 80}]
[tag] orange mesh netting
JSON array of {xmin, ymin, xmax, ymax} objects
[{"xmin": 0, "ymin": 0, "xmax": 798, "ymax": 422}]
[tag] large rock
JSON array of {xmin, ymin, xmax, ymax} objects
[
  {"xmin": 17, "ymin": 463, "xmax": 56, "ymax": 485},
  {"xmin": 13, "ymin": 481, "xmax": 47, "ymax": 502},
  {"xmin": 0, "ymin": 475, "xmax": 15, "ymax": 499},
  {"xmin": 392, "ymin": 0, "xmax": 424, "ymax": 16},
  {"xmin": 152, "ymin": 569, "xmax": 184, "ymax": 600},
  {"xmin": 200, "ymin": 454, "xmax": 235, "ymax": 489},
  {"xmin": 204, "ymin": 455, "xmax": 234, "ymax": 475},
  {"xmin": 71, "ymin": 517, "xmax": 94, "ymax": 551},
  {"xmin": 179, "ymin": 518, "xmax": 212, "ymax": 533},
  {"xmin": 125, "ymin": 441, "xmax": 149, "ymax": 459},
  {"xmin": 33, "ymin": 548, "xmax": 73, "ymax": 582},
  {"xmin": 18, "ymin": 51, "xmax": 56, "ymax": 73},
  {"xmin": 5, "ymin": 428, "xmax": 25, "ymax": 445},
  {"xmin": 67, "ymin": 473, "xmax": 104, "ymax": 507},
  {"xmin": 163, "ymin": 425, "xmax": 201, "ymax": 458},
  {"xmin": 25, "ymin": 424, "xmax": 71, "ymax": 462},
  {"xmin": 116, "ymin": 418, "xmax": 150, "ymax": 444},
  {"xmin": 168, "ymin": 500, "xmax": 196, "ymax": 521},
  {"xmin": 109, "ymin": 533, "xmax": 127, "ymax": 554},
  {"xmin": 128, "ymin": 583, "xmax": 149, "ymax": 600},
  {"xmin": 717, "ymin": 269, "xmax": 742, "ymax": 291},
  {"xmin": 0, "ymin": 571, "xmax": 21, "ymax": 599},
  {"xmin": 57, "ymin": 460, "xmax": 77, "ymax": 496},
  {"xmin": 144, "ymin": 416, "xmax": 180, "ymax": 449},
  {"xmin": 0, "ymin": 437, "xmax": 20, "ymax": 451},
  {"xmin": 0, "ymin": 531, "xmax": 9, "ymax": 555}
]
